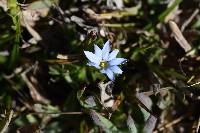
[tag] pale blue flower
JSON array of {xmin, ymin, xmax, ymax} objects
[{"xmin": 84, "ymin": 40, "xmax": 127, "ymax": 81}]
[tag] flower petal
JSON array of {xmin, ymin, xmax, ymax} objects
[
  {"xmin": 94, "ymin": 45, "xmax": 102, "ymax": 60},
  {"xmin": 84, "ymin": 51, "xmax": 100, "ymax": 64},
  {"xmin": 102, "ymin": 40, "xmax": 110, "ymax": 60},
  {"xmin": 108, "ymin": 49, "xmax": 119, "ymax": 61},
  {"xmin": 110, "ymin": 66, "xmax": 123, "ymax": 74},
  {"xmin": 105, "ymin": 68, "xmax": 115, "ymax": 81},
  {"xmin": 109, "ymin": 58, "xmax": 127, "ymax": 66},
  {"xmin": 100, "ymin": 69, "xmax": 106, "ymax": 74},
  {"xmin": 87, "ymin": 62, "xmax": 100, "ymax": 69}
]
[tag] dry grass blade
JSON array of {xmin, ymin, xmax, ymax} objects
[
  {"xmin": 24, "ymin": 21, "xmax": 42, "ymax": 41},
  {"xmin": 46, "ymin": 59, "xmax": 79, "ymax": 64},
  {"xmin": 181, "ymin": 9, "xmax": 199, "ymax": 31},
  {"xmin": 21, "ymin": 65, "xmax": 49, "ymax": 104},
  {"xmin": 0, "ymin": 110, "xmax": 14, "ymax": 133},
  {"xmin": 84, "ymin": 3, "xmax": 140, "ymax": 20},
  {"xmin": 47, "ymin": 54, "xmax": 80, "ymax": 64},
  {"xmin": 142, "ymin": 87, "xmax": 173, "ymax": 96},
  {"xmin": 57, "ymin": 54, "xmax": 80, "ymax": 60},
  {"xmin": 169, "ymin": 21, "xmax": 192, "ymax": 52}
]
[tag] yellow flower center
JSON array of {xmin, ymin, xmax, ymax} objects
[{"xmin": 100, "ymin": 61, "xmax": 108, "ymax": 69}]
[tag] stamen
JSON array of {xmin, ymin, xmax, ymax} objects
[{"xmin": 100, "ymin": 61, "xmax": 108, "ymax": 69}]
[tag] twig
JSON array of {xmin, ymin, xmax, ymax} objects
[
  {"xmin": 196, "ymin": 117, "xmax": 200, "ymax": 133},
  {"xmin": 29, "ymin": 111, "xmax": 106, "ymax": 116},
  {"xmin": 153, "ymin": 116, "xmax": 185, "ymax": 133},
  {"xmin": 48, "ymin": 16, "xmax": 64, "ymax": 25},
  {"xmin": 178, "ymin": 57, "xmax": 187, "ymax": 76},
  {"xmin": 29, "ymin": 112, "xmax": 84, "ymax": 115},
  {"xmin": 181, "ymin": 9, "xmax": 199, "ymax": 31}
]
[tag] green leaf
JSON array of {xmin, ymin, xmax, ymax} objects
[
  {"xmin": 140, "ymin": 106, "xmax": 150, "ymax": 122},
  {"xmin": 77, "ymin": 89, "xmax": 97, "ymax": 109},
  {"xmin": 33, "ymin": 104, "xmax": 60, "ymax": 117},
  {"xmin": 145, "ymin": 0, "xmax": 182, "ymax": 30},
  {"xmin": 29, "ymin": 0, "xmax": 57, "ymax": 9},
  {"xmin": 7, "ymin": 0, "xmax": 21, "ymax": 67},
  {"xmin": 89, "ymin": 110, "xmax": 120, "ymax": 133},
  {"xmin": 143, "ymin": 115, "xmax": 157, "ymax": 133},
  {"xmin": 26, "ymin": 114, "xmax": 38, "ymax": 124},
  {"xmin": 0, "ymin": 56, "xmax": 7, "ymax": 64},
  {"xmin": 8, "ymin": 0, "xmax": 19, "ymax": 16},
  {"xmin": 192, "ymin": 18, "xmax": 200, "ymax": 28},
  {"xmin": 127, "ymin": 115, "xmax": 138, "ymax": 133},
  {"xmin": 158, "ymin": 0, "xmax": 182, "ymax": 22}
]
